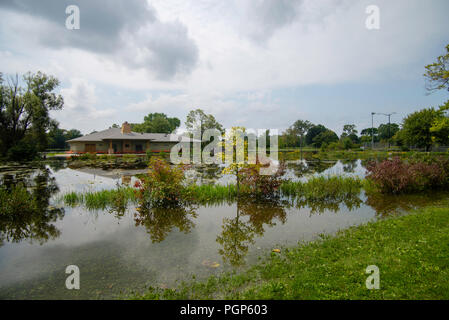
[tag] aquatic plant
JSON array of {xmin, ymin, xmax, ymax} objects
[
  {"xmin": 62, "ymin": 187, "xmax": 136, "ymax": 210},
  {"xmin": 280, "ymin": 175, "xmax": 363, "ymax": 201}
]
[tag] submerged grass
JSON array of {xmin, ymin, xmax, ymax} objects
[
  {"xmin": 62, "ymin": 187, "xmax": 137, "ymax": 210},
  {"xmin": 131, "ymin": 204, "xmax": 449, "ymax": 300},
  {"xmin": 281, "ymin": 175, "xmax": 363, "ymax": 201},
  {"xmin": 60, "ymin": 175, "xmax": 363, "ymax": 209}
]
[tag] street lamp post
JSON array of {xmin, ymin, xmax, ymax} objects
[
  {"xmin": 377, "ymin": 112, "xmax": 396, "ymax": 149},
  {"xmin": 371, "ymin": 112, "xmax": 375, "ymax": 149}
]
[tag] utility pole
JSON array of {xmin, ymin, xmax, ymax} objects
[
  {"xmin": 371, "ymin": 112, "xmax": 375, "ymax": 149},
  {"xmin": 377, "ymin": 112, "xmax": 396, "ymax": 149}
]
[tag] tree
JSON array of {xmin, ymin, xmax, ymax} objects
[
  {"xmin": 292, "ymin": 119, "xmax": 313, "ymax": 150},
  {"xmin": 47, "ymin": 122, "xmax": 82, "ymax": 149},
  {"xmin": 185, "ymin": 109, "xmax": 224, "ymax": 140},
  {"xmin": 430, "ymin": 100, "xmax": 449, "ymax": 145},
  {"xmin": 401, "ymin": 107, "xmax": 441, "ymax": 151},
  {"xmin": 132, "ymin": 113, "xmax": 180, "ymax": 134},
  {"xmin": 312, "ymin": 129, "xmax": 339, "ymax": 148},
  {"xmin": 378, "ymin": 123, "xmax": 399, "ymax": 141},
  {"xmin": 0, "ymin": 71, "xmax": 63, "ymax": 159},
  {"xmin": 360, "ymin": 127, "xmax": 379, "ymax": 144},
  {"xmin": 340, "ymin": 124, "xmax": 359, "ymax": 143},
  {"xmin": 305, "ymin": 124, "xmax": 327, "ymax": 146},
  {"xmin": 281, "ymin": 127, "xmax": 300, "ymax": 148},
  {"xmin": 424, "ymin": 44, "xmax": 449, "ymax": 93}
]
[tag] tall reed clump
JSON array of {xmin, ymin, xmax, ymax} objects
[
  {"xmin": 186, "ymin": 184, "xmax": 240, "ymax": 205},
  {"xmin": 366, "ymin": 156, "xmax": 449, "ymax": 194},
  {"xmin": 280, "ymin": 175, "xmax": 363, "ymax": 201},
  {"xmin": 62, "ymin": 186, "xmax": 136, "ymax": 210}
]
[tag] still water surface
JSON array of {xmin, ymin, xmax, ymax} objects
[{"xmin": 0, "ymin": 159, "xmax": 445, "ymax": 299}]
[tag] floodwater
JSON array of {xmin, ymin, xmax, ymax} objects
[{"xmin": 0, "ymin": 158, "xmax": 447, "ymax": 299}]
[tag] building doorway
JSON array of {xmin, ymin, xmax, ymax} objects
[{"xmin": 85, "ymin": 144, "xmax": 96, "ymax": 153}]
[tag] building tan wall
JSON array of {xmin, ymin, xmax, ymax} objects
[
  {"xmin": 149, "ymin": 142, "xmax": 176, "ymax": 152},
  {"xmin": 69, "ymin": 140, "xmax": 177, "ymax": 153}
]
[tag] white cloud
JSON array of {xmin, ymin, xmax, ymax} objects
[{"xmin": 51, "ymin": 78, "xmax": 117, "ymax": 132}]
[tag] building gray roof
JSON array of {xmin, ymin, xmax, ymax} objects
[{"xmin": 67, "ymin": 128, "xmax": 197, "ymax": 143}]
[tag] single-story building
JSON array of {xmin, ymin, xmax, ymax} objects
[{"xmin": 67, "ymin": 122, "xmax": 191, "ymax": 154}]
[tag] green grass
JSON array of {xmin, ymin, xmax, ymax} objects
[
  {"xmin": 131, "ymin": 205, "xmax": 449, "ymax": 300},
  {"xmin": 60, "ymin": 176, "xmax": 363, "ymax": 209},
  {"xmin": 281, "ymin": 176, "xmax": 363, "ymax": 201},
  {"xmin": 62, "ymin": 187, "xmax": 137, "ymax": 210}
]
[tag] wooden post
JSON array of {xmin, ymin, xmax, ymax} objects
[{"xmin": 108, "ymin": 140, "xmax": 113, "ymax": 154}]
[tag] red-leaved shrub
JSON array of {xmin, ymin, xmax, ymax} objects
[{"xmin": 366, "ymin": 157, "xmax": 448, "ymax": 194}]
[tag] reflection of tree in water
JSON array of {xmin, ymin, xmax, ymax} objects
[
  {"xmin": 286, "ymin": 160, "xmax": 336, "ymax": 179},
  {"xmin": 365, "ymin": 191, "xmax": 449, "ymax": 217},
  {"xmin": 288, "ymin": 189, "xmax": 363, "ymax": 214},
  {"xmin": 133, "ymin": 205, "xmax": 198, "ymax": 243},
  {"xmin": 0, "ymin": 167, "xmax": 65, "ymax": 246},
  {"xmin": 308, "ymin": 160, "xmax": 336, "ymax": 174},
  {"xmin": 45, "ymin": 159, "xmax": 67, "ymax": 172},
  {"xmin": 187, "ymin": 164, "xmax": 222, "ymax": 184},
  {"xmin": 341, "ymin": 159, "xmax": 357, "ymax": 173},
  {"xmin": 286, "ymin": 161, "xmax": 309, "ymax": 178},
  {"xmin": 216, "ymin": 199, "xmax": 287, "ymax": 267}
]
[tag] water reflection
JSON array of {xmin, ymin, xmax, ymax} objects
[
  {"xmin": 0, "ymin": 167, "xmax": 65, "ymax": 246},
  {"xmin": 292, "ymin": 193, "xmax": 363, "ymax": 214},
  {"xmin": 285, "ymin": 160, "xmax": 339, "ymax": 179},
  {"xmin": 134, "ymin": 205, "xmax": 198, "ymax": 243},
  {"xmin": 342, "ymin": 159, "xmax": 357, "ymax": 173},
  {"xmin": 365, "ymin": 191, "xmax": 449, "ymax": 217},
  {"xmin": 217, "ymin": 199, "xmax": 288, "ymax": 267}
]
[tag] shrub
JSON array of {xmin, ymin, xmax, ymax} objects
[
  {"xmin": 239, "ymin": 160, "xmax": 286, "ymax": 199},
  {"xmin": 366, "ymin": 157, "xmax": 448, "ymax": 194},
  {"xmin": 134, "ymin": 158, "xmax": 191, "ymax": 207},
  {"xmin": 6, "ymin": 140, "xmax": 38, "ymax": 161}
]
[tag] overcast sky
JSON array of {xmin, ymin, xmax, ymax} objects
[{"xmin": 1, "ymin": 0, "xmax": 448, "ymax": 135}]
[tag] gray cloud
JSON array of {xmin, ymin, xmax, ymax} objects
[
  {"xmin": 244, "ymin": 0, "xmax": 302, "ymax": 42},
  {"xmin": 0, "ymin": 0, "xmax": 198, "ymax": 79}
]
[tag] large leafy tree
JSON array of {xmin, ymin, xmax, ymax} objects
[
  {"xmin": 424, "ymin": 44, "xmax": 449, "ymax": 93},
  {"xmin": 430, "ymin": 100, "xmax": 449, "ymax": 145},
  {"xmin": 340, "ymin": 124, "xmax": 359, "ymax": 143},
  {"xmin": 401, "ymin": 107, "xmax": 441, "ymax": 151},
  {"xmin": 132, "ymin": 113, "xmax": 180, "ymax": 134},
  {"xmin": 47, "ymin": 121, "xmax": 82, "ymax": 149},
  {"xmin": 377, "ymin": 123, "xmax": 400, "ymax": 141},
  {"xmin": 360, "ymin": 128, "xmax": 379, "ymax": 143},
  {"xmin": 185, "ymin": 109, "xmax": 224, "ymax": 139},
  {"xmin": 305, "ymin": 124, "xmax": 327, "ymax": 146},
  {"xmin": 0, "ymin": 71, "xmax": 64, "ymax": 159},
  {"xmin": 312, "ymin": 129, "xmax": 339, "ymax": 147}
]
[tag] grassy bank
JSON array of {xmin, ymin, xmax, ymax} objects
[{"xmin": 131, "ymin": 205, "xmax": 449, "ymax": 299}]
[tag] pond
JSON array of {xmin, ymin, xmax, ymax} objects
[{"xmin": 0, "ymin": 158, "xmax": 447, "ymax": 299}]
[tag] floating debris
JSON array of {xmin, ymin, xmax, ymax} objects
[{"xmin": 201, "ymin": 260, "xmax": 220, "ymax": 268}]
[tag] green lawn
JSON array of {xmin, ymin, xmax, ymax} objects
[{"xmin": 133, "ymin": 205, "xmax": 449, "ymax": 300}]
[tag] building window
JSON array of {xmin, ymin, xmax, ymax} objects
[{"xmin": 125, "ymin": 144, "xmax": 130, "ymax": 148}]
